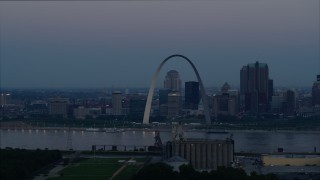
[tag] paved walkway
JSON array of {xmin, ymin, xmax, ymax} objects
[
  {"xmin": 33, "ymin": 164, "xmax": 66, "ymax": 180},
  {"xmin": 33, "ymin": 151, "xmax": 80, "ymax": 180},
  {"xmin": 109, "ymin": 158, "xmax": 133, "ymax": 180}
]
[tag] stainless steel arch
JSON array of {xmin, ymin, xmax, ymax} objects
[{"xmin": 143, "ymin": 54, "xmax": 211, "ymax": 124}]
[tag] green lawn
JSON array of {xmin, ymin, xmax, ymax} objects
[
  {"xmin": 112, "ymin": 165, "xmax": 141, "ymax": 180},
  {"xmin": 112, "ymin": 157, "xmax": 148, "ymax": 180},
  {"xmin": 50, "ymin": 158, "xmax": 129, "ymax": 180},
  {"xmin": 130, "ymin": 157, "xmax": 147, "ymax": 163}
]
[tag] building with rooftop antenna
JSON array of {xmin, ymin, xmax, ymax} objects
[{"xmin": 240, "ymin": 61, "xmax": 271, "ymax": 115}]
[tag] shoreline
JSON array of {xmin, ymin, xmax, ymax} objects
[
  {"xmin": 1, "ymin": 126, "xmax": 319, "ymax": 134},
  {"xmin": 1, "ymin": 121, "xmax": 319, "ymax": 133}
]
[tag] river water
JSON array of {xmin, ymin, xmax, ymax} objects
[{"xmin": 1, "ymin": 129, "xmax": 319, "ymax": 153}]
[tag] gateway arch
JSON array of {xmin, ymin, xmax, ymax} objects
[{"xmin": 143, "ymin": 54, "xmax": 211, "ymax": 125}]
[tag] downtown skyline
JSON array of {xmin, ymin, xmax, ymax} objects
[{"xmin": 0, "ymin": 0, "xmax": 319, "ymax": 88}]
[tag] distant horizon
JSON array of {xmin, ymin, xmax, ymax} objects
[
  {"xmin": 0, "ymin": 84, "xmax": 316, "ymax": 90},
  {"xmin": 1, "ymin": 0, "xmax": 319, "ymax": 88}
]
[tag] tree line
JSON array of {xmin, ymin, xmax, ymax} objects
[
  {"xmin": 133, "ymin": 163, "xmax": 277, "ymax": 180},
  {"xmin": 0, "ymin": 148, "xmax": 62, "ymax": 180}
]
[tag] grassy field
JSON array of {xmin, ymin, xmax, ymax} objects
[
  {"xmin": 112, "ymin": 157, "xmax": 147, "ymax": 180},
  {"xmin": 48, "ymin": 157, "xmax": 147, "ymax": 180},
  {"xmin": 49, "ymin": 158, "xmax": 129, "ymax": 180},
  {"xmin": 112, "ymin": 165, "xmax": 141, "ymax": 180}
]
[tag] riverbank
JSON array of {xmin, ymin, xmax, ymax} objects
[
  {"xmin": 0, "ymin": 121, "xmax": 320, "ymax": 134},
  {"xmin": 2, "ymin": 128, "xmax": 319, "ymax": 153}
]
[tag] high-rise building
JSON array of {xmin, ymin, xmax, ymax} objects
[
  {"xmin": 164, "ymin": 70, "xmax": 182, "ymax": 92},
  {"xmin": 271, "ymin": 94, "xmax": 284, "ymax": 113},
  {"xmin": 213, "ymin": 83, "xmax": 239, "ymax": 117},
  {"xmin": 271, "ymin": 90, "xmax": 296, "ymax": 115},
  {"xmin": 129, "ymin": 95, "xmax": 147, "ymax": 116},
  {"xmin": 27, "ymin": 100, "xmax": 48, "ymax": 115},
  {"xmin": 159, "ymin": 89, "xmax": 171, "ymax": 105},
  {"xmin": 312, "ymin": 75, "xmax": 320, "ymax": 106},
  {"xmin": 48, "ymin": 98, "xmax": 69, "ymax": 118},
  {"xmin": 73, "ymin": 106, "xmax": 89, "ymax": 119},
  {"xmin": 159, "ymin": 89, "xmax": 171, "ymax": 116},
  {"xmin": 167, "ymin": 92, "xmax": 181, "ymax": 118},
  {"xmin": 240, "ymin": 61, "xmax": 270, "ymax": 115},
  {"xmin": 185, "ymin": 81, "xmax": 200, "ymax": 110},
  {"xmin": 268, "ymin": 79, "xmax": 274, "ymax": 102},
  {"xmin": 112, "ymin": 91, "xmax": 122, "ymax": 115},
  {"xmin": 0, "ymin": 93, "xmax": 11, "ymax": 107},
  {"xmin": 283, "ymin": 90, "xmax": 296, "ymax": 115}
]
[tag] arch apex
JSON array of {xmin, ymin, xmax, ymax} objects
[{"xmin": 143, "ymin": 55, "xmax": 211, "ymax": 125}]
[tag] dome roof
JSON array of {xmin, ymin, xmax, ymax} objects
[{"xmin": 167, "ymin": 70, "xmax": 179, "ymax": 74}]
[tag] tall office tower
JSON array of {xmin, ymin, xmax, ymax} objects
[
  {"xmin": 185, "ymin": 81, "xmax": 200, "ymax": 110},
  {"xmin": 112, "ymin": 91, "xmax": 122, "ymax": 115},
  {"xmin": 312, "ymin": 75, "xmax": 320, "ymax": 106},
  {"xmin": 73, "ymin": 106, "xmax": 89, "ymax": 119},
  {"xmin": 129, "ymin": 95, "xmax": 147, "ymax": 116},
  {"xmin": 271, "ymin": 94, "xmax": 284, "ymax": 113},
  {"xmin": 268, "ymin": 79, "xmax": 274, "ymax": 101},
  {"xmin": 164, "ymin": 70, "xmax": 182, "ymax": 92},
  {"xmin": 48, "ymin": 98, "xmax": 69, "ymax": 118},
  {"xmin": 159, "ymin": 89, "xmax": 171, "ymax": 105},
  {"xmin": 167, "ymin": 92, "xmax": 181, "ymax": 118},
  {"xmin": 159, "ymin": 89, "xmax": 171, "ymax": 116},
  {"xmin": 0, "ymin": 93, "xmax": 10, "ymax": 107},
  {"xmin": 240, "ymin": 61, "xmax": 270, "ymax": 115},
  {"xmin": 284, "ymin": 90, "xmax": 296, "ymax": 115}
]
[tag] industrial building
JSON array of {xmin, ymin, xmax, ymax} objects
[
  {"xmin": 165, "ymin": 138, "xmax": 234, "ymax": 170},
  {"xmin": 262, "ymin": 154, "xmax": 320, "ymax": 166}
]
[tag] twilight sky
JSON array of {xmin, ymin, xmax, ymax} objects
[{"xmin": 0, "ymin": 0, "xmax": 319, "ymax": 89}]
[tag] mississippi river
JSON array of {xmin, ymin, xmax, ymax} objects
[{"xmin": 1, "ymin": 129, "xmax": 319, "ymax": 153}]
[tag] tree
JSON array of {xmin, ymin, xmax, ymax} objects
[{"xmin": 133, "ymin": 163, "xmax": 176, "ymax": 180}]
